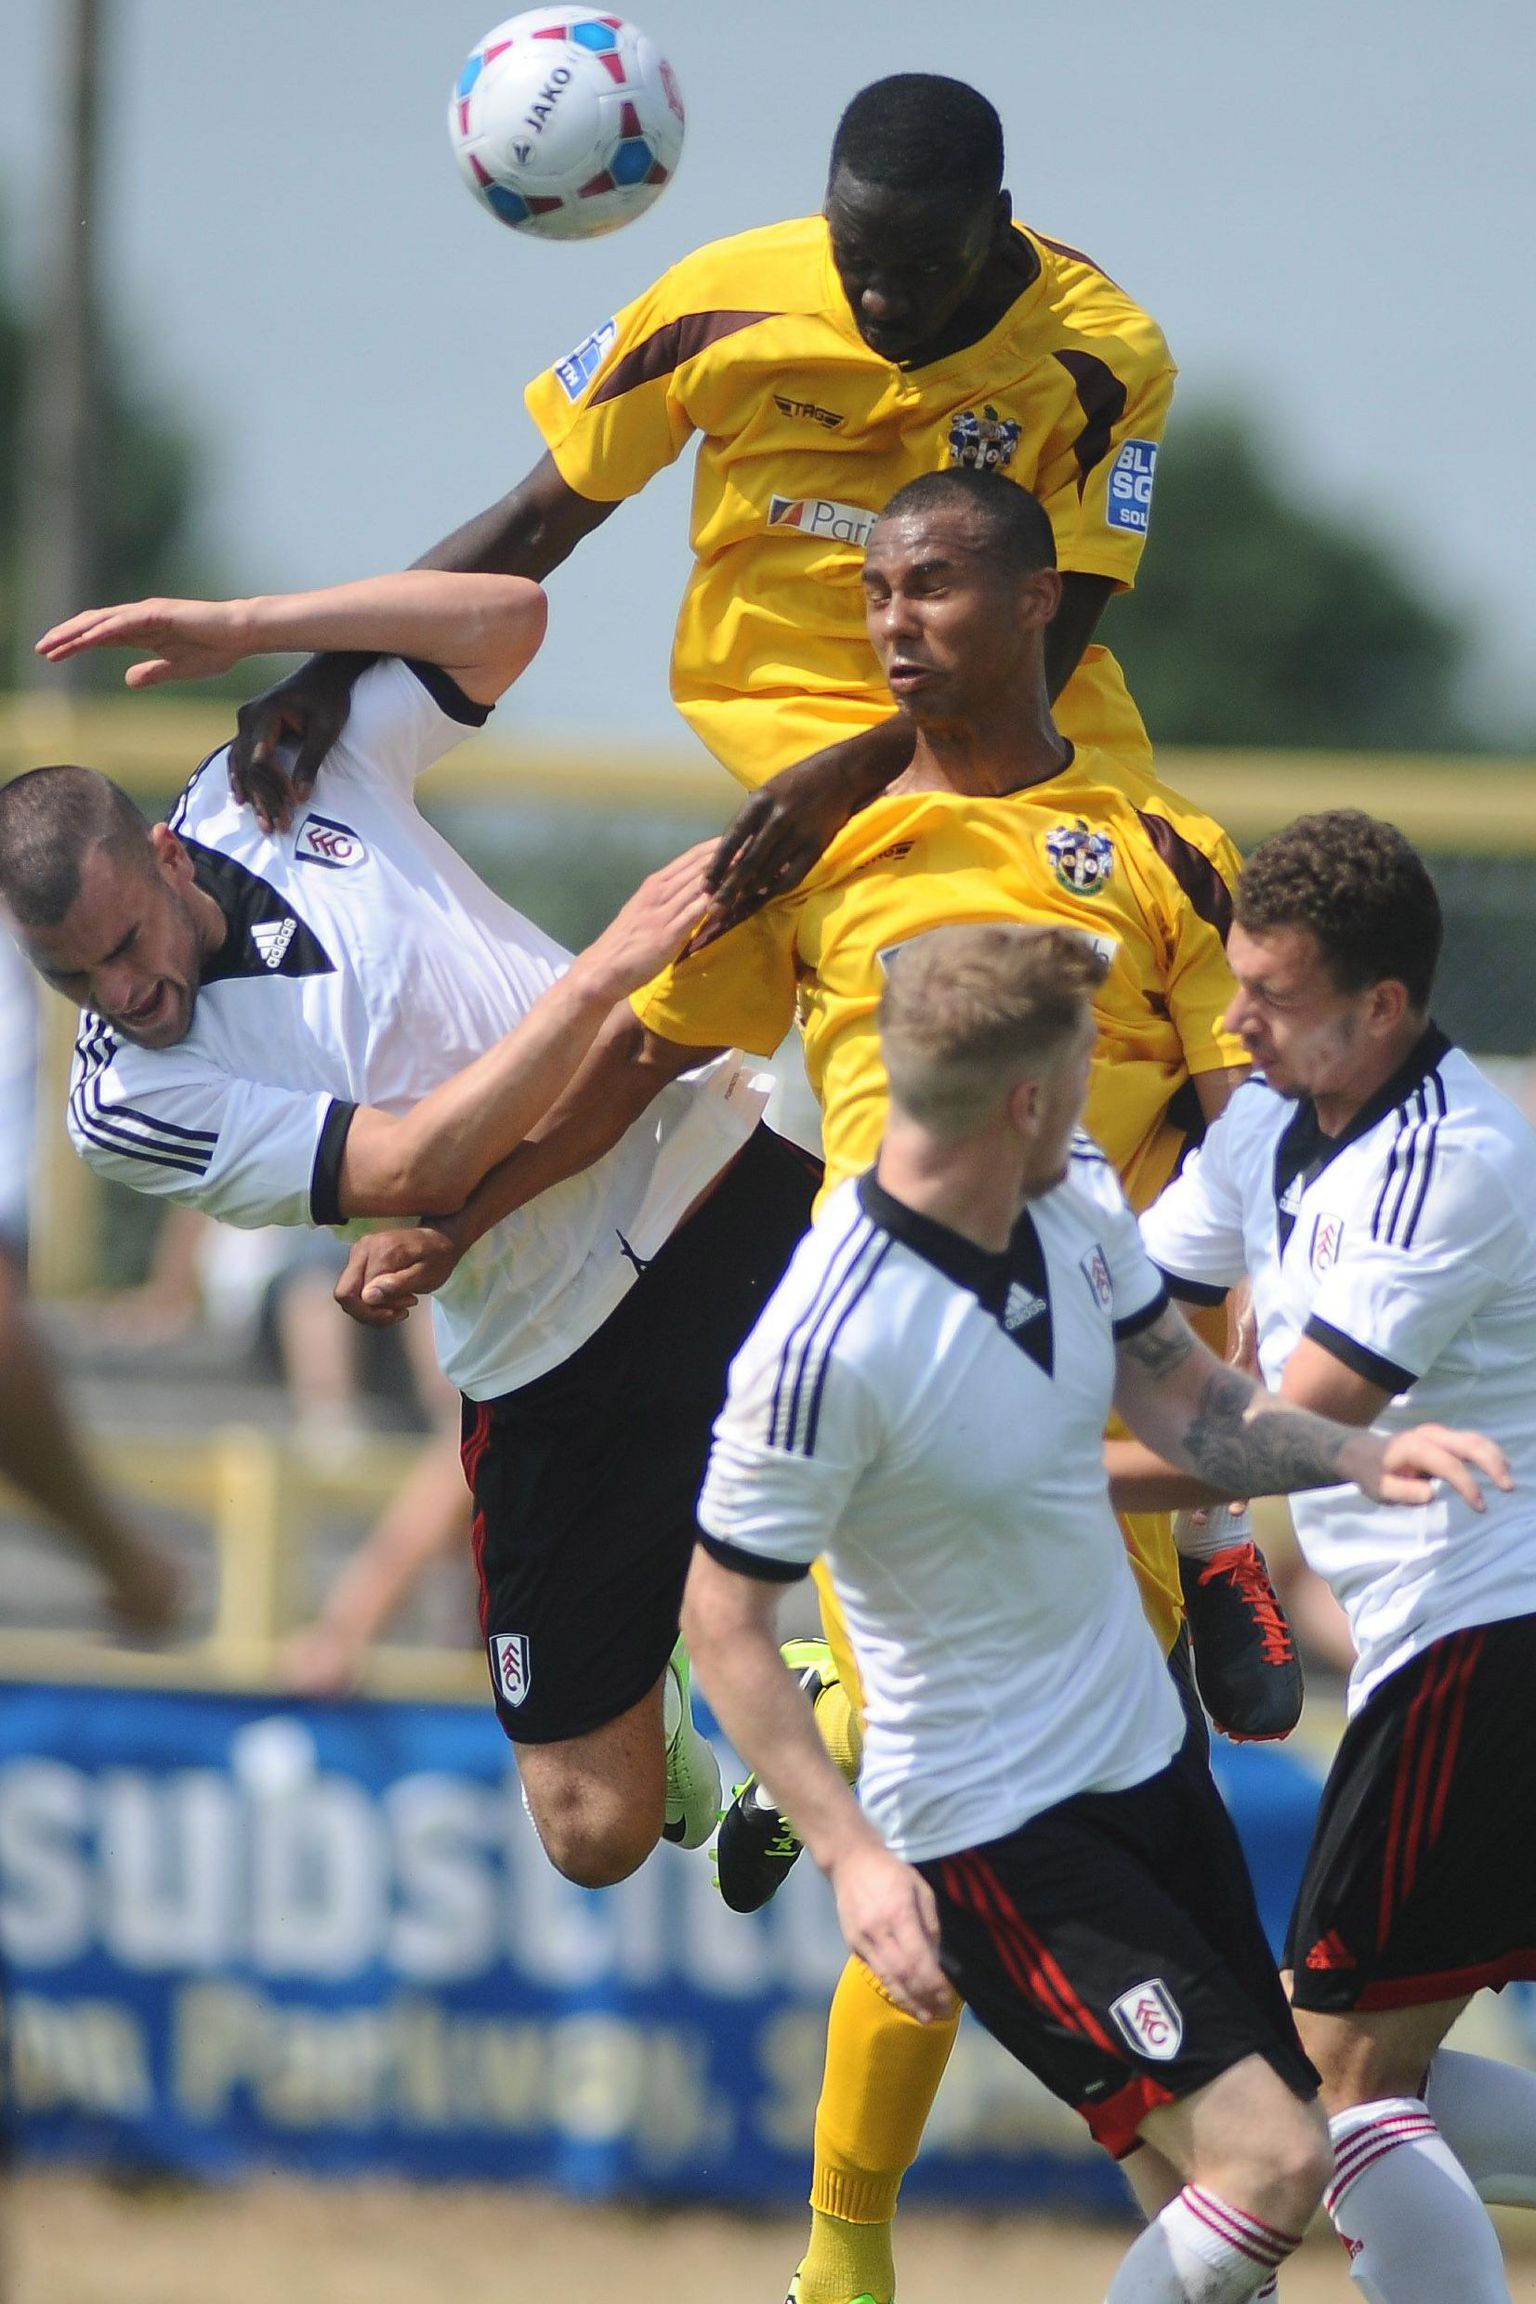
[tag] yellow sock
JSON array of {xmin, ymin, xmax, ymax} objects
[
  {"xmin": 795, "ymin": 2207, "xmax": 895, "ymax": 2304},
  {"xmin": 812, "ymin": 1675, "xmax": 862, "ymax": 1784},
  {"xmin": 804, "ymin": 1952, "xmax": 961, "ymax": 2232}
]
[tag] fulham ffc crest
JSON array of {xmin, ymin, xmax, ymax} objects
[
  {"xmin": 490, "ymin": 1633, "xmax": 532, "ymax": 1708},
  {"xmin": 1110, "ymin": 1978, "xmax": 1184, "ymax": 2061}
]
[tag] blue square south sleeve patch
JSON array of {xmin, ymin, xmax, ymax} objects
[
  {"xmin": 1106, "ymin": 438, "xmax": 1158, "ymax": 533},
  {"xmin": 554, "ymin": 320, "xmax": 617, "ymax": 403}
]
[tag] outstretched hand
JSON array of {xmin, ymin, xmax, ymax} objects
[
  {"xmin": 37, "ymin": 596, "xmax": 249, "ymax": 689},
  {"xmin": 696, "ymin": 760, "xmax": 860, "ymax": 949},
  {"xmin": 578, "ymin": 839, "xmax": 719, "ymax": 997},
  {"xmin": 1368, "ymin": 1424, "xmax": 1513, "ymax": 1512}
]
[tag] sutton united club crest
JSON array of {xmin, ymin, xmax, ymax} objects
[
  {"xmin": 947, "ymin": 404, "xmax": 1022, "ymax": 472},
  {"xmin": 1046, "ymin": 819, "xmax": 1116, "ymax": 897}
]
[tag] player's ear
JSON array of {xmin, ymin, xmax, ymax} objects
[
  {"xmin": 1021, "ymin": 565, "xmax": 1063, "ymax": 633},
  {"xmin": 149, "ymin": 822, "xmax": 192, "ymax": 886},
  {"xmin": 993, "ymin": 189, "xmax": 1013, "ymax": 238},
  {"xmin": 1366, "ymin": 976, "xmax": 1412, "ymax": 1037},
  {"xmin": 1006, "ymin": 1072, "xmax": 1042, "ymax": 1140}
]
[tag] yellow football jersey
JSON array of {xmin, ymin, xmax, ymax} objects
[
  {"xmin": 527, "ymin": 216, "xmax": 1175, "ymax": 788},
  {"xmin": 635, "ymin": 746, "xmax": 1245, "ymax": 1214},
  {"xmin": 634, "ymin": 746, "xmax": 1243, "ymax": 1656}
]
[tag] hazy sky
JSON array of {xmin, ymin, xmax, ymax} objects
[{"xmin": 3, "ymin": 0, "xmax": 1533, "ymax": 745}]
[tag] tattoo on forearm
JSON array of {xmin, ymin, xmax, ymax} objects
[
  {"xmin": 1182, "ymin": 1366, "xmax": 1349, "ymax": 1495},
  {"xmin": 1122, "ymin": 1310, "xmax": 1196, "ymax": 1381}
]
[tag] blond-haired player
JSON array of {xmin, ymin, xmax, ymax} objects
[{"xmin": 683, "ymin": 917, "xmax": 1505, "ymax": 2304}]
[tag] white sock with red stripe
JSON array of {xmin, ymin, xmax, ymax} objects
[
  {"xmin": 1325, "ymin": 2096, "xmax": 1508, "ymax": 2300},
  {"xmin": 1427, "ymin": 2047, "xmax": 1536, "ymax": 2207},
  {"xmin": 1105, "ymin": 2183, "xmax": 1299, "ymax": 2300}
]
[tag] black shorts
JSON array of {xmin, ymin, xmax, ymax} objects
[
  {"xmin": 920, "ymin": 1723, "xmax": 1317, "ymax": 2159},
  {"xmin": 461, "ymin": 1124, "xmax": 819, "ymax": 1745},
  {"xmin": 1287, "ymin": 1612, "xmax": 1536, "ymax": 2013}
]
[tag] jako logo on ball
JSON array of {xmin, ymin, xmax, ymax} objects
[{"xmin": 449, "ymin": 10, "xmax": 684, "ymax": 242}]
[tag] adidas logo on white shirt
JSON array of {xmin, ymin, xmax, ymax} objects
[
  {"xmin": 1004, "ymin": 1281, "xmax": 1047, "ymax": 1331},
  {"xmin": 252, "ymin": 919, "xmax": 295, "ymax": 971}
]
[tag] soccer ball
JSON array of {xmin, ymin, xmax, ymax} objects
[{"xmin": 448, "ymin": 10, "xmax": 685, "ymax": 242}]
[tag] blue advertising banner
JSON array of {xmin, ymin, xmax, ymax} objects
[{"xmin": 0, "ymin": 1681, "xmax": 1326, "ymax": 2207}]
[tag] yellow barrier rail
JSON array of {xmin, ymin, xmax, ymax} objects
[
  {"xmin": 0, "ymin": 1427, "xmax": 484, "ymax": 1700},
  {"xmin": 3, "ymin": 690, "xmax": 1533, "ymax": 849},
  {"xmin": 6, "ymin": 695, "xmax": 1522, "ymax": 1702}
]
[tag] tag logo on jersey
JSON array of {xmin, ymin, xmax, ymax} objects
[
  {"xmin": 1080, "ymin": 1244, "xmax": 1114, "ymax": 1312},
  {"xmin": 251, "ymin": 919, "xmax": 295, "ymax": 971},
  {"xmin": 1304, "ymin": 1928, "xmax": 1357, "ymax": 1973},
  {"xmin": 773, "ymin": 394, "xmax": 844, "ymax": 429},
  {"xmin": 1046, "ymin": 820, "xmax": 1116, "ymax": 896},
  {"xmin": 1003, "ymin": 1281, "xmax": 1047, "ymax": 1332},
  {"xmin": 490, "ymin": 1633, "xmax": 532, "ymax": 1708},
  {"xmin": 554, "ymin": 319, "xmax": 616, "ymax": 403},
  {"xmin": 1310, "ymin": 1214, "xmax": 1345, "ymax": 1272},
  {"xmin": 947, "ymin": 404, "xmax": 1021, "ymax": 472},
  {"xmin": 1278, "ymin": 1175, "xmax": 1306, "ymax": 1216},
  {"xmin": 1110, "ymin": 1979, "xmax": 1183, "ymax": 2061},
  {"xmin": 295, "ymin": 812, "xmax": 368, "ymax": 871},
  {"xmin": 1106, "ymin": 438, "xmax": 1158, "ymax": 533},
  {"xmin": 767, "ymin": 496, "xmax": 877, "ymax": 548}
]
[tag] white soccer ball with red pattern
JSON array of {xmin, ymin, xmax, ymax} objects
[{"xmin": 448, "ymin": 9, "xmax": 685, "ymax": 242}]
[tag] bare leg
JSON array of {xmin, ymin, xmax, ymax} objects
[
  {"xmin": 515, "ymin": 1675, "xmax": 668, "ymax": 1888},
  {"xmin": 282, "ymin": 1430, "xmax": 470, "ymax": 1692},
  {"xmin": 1105, "ymin": 2057, "xmax": 1329, "ymax": 2300},
  {"xmin": 0, "ymin": 1248, "xmax": 178, "ymax": 1631}
]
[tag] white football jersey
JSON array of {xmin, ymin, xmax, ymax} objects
[
  {"xmin": 697, "ymin": 1145, "xmax": 1185, "ymax": 1864},
  {"xmin": 67, "ymin": 657, "xmax": 768, "ymax": 1397},
  {"xmin": 1141, "ymin": 1032, "xmax": 1536, "ymax": 1707}
]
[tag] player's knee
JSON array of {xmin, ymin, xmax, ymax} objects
[
  {"xmin": 522, "ymin": 1771, "xmax": 658, "ymax": 1889},
  {"xmin": 1177, "ymin": 2069, "xmax": 1330, "ymax": 2233},
  {"xmin": 1223, "ymin": 2096, "xmax": 1331, "ymax": 2232},
  {"xmin": 1267, "ymin": 2100, "xmax": 1332, "ymax": 2226}
]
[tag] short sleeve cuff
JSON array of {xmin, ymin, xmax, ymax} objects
[
  {"xmin": 1156, "ymin": 1267, "xmax": 1229, "ymax": 1309},
  {"xmin": 1112, "ymin": 1283, "xmax": 1171, "ymax": 1341},
  {"xmin": 698, "ymin": 1533, "xmax": 812, "ymax": 1584},
  {"xmin": 402, "ymin": 658, "xmax": 493, "ymax": 728},
  {"xmin": 309, "ymin": 1099, "xmax": 357, "ymax": 1226},
  {"xmin": 1304, "ymin": 1315, "xmax": 1417, "ymax": 1397}
]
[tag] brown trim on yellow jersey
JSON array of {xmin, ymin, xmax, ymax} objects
[
  {"xmin": 1135, "ymin": 810, "xmax": 1236, "ymax": 941},
  {"xmin": 1052, "ymin": 349, "xmax": 1129, "ymax": 499},
  {"xmin": 1034, "ymin": 231, "xmax": 1126, "ymax": 292},
  {"xmin": 589, "ymin": 308, "xmax": 780, "ymax": 405}
]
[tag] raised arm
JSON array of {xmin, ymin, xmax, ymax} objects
[
  {"xmin": 37, "ymin": 570, "xmax": 548, "ymax": 708},
  {"xmin": 221, "ymin": 456, "xmax": 613, "ymax": 830}
]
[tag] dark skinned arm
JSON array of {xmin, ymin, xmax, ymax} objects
[
  {"xmin": 1044, "ymin": 572, "xmax": 1116, "ymax": 703},
  {"xmin": 228, "ymin": 455, "xmax": 616, "ymax": 831},
  {"xmin": 333, "ymin": 1005, "xmax": 723, "ymax": 1325}
]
